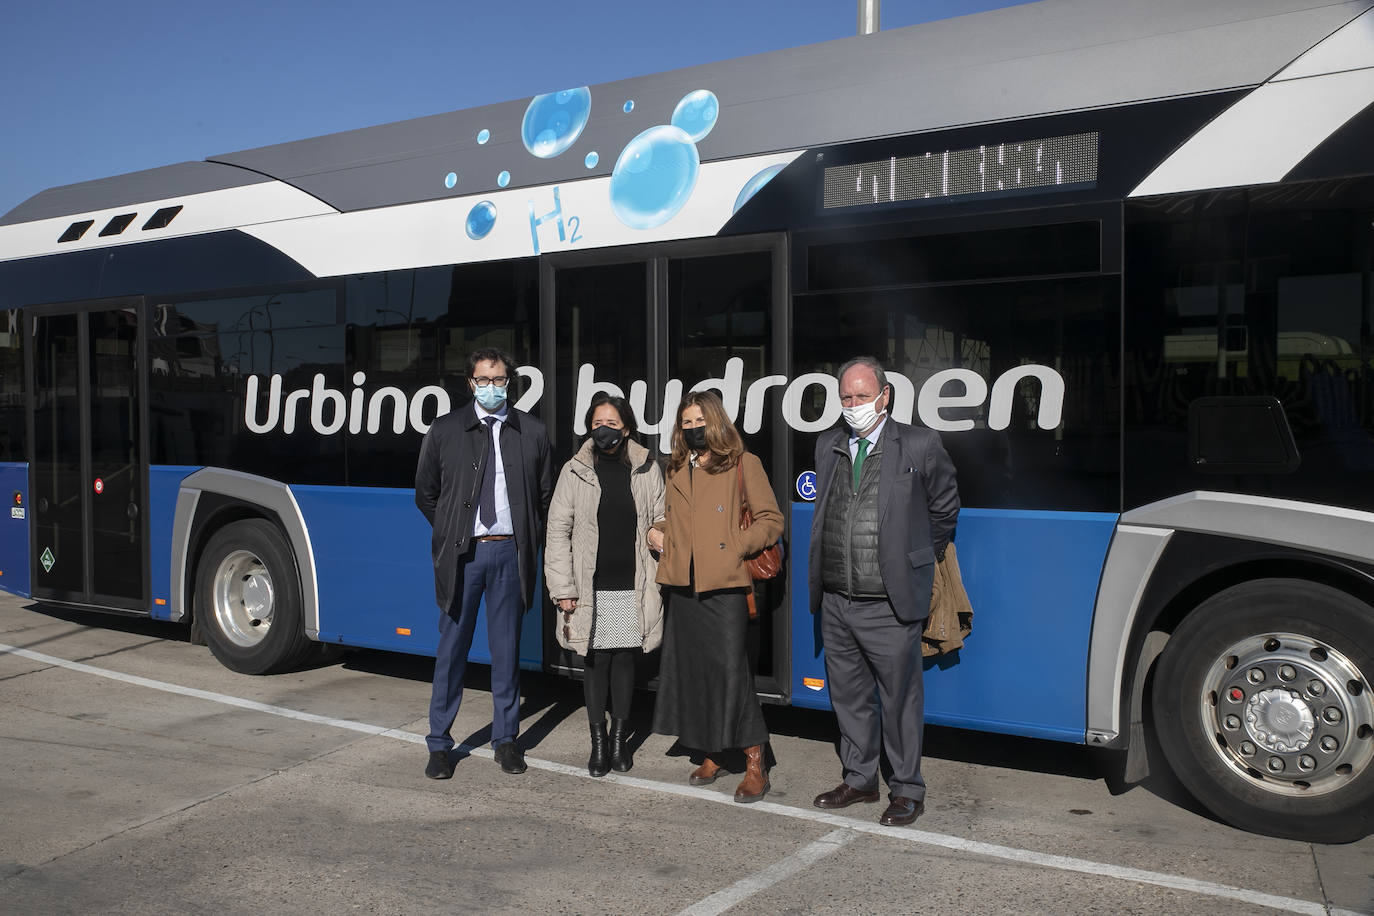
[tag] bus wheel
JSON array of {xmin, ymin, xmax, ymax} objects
[
  {"xmin": 1152, "ymin": 578, "xmax": 1374, "ymax": 842},
  {"xmin": 196, "ymin": 519, "xmax": 313, "ymax": 675}
]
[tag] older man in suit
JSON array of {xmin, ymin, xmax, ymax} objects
[
  {"xmin": 415, "ymin": 347, "xmax": 552, "ymax": 779},
  {"xmin": 809, "ymin": 356, "xmax": 959, "ymax": 825}
]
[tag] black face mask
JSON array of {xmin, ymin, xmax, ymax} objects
[
  {"xmin": 683, "ymin": 426, "xmax": 708, "ymax": 452},
  {"xmin": 591, "ymin": 425, "xmax": 624, "ymax": 452}
]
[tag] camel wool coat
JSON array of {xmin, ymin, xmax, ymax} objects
[
  {"xmin": 653, "ymin": 451, "xmax": 783, "ymax": 593},
  {"xmin": 544, "ymin": 438, "xmax": 666, "ymax": 654}
]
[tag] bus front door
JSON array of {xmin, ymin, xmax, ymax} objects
[{"xmin": 28, "ymin": 301, "xmax": 148, "ymax": 611}]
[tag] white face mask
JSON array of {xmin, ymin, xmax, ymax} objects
[{"xmin": 842, "ymin": 396, "xmax": 885, "ymax": 433}]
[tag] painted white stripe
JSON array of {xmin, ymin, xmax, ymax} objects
[
  {"xmin": 1, "ymin": 641, "xmax": 1365, "ymax": 916},
  {"xmin": 1273, "ymin": 7, "xmax": 1374, "ymax": 82},
  {"xmin": 676, "ymin": 829, "xmax": 857, "ymax": 916},
  {"xmin": 240, "ymin": 150, "xmax": 803, "ymax": 278},
  {"xmin": 1128, "ymin": 67, "xmax": 1374, "ymax": 198},
  {"xmin": 0, "ymin": 181, "xmax": 337, "ymax": 264}
]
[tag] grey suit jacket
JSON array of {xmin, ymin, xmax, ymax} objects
[
  {"xmin": 808, "ymin": 418, "xmax": 960, "ymax": 623},
  {"xmin": 415, "ymin": 402, "xmax": 553, "ymax": 612}
]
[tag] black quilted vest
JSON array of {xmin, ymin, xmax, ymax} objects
[{"xmin": 820, "ymin": 442, "xmax": 885, "ymax": 598}]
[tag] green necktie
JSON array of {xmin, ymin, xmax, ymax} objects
[{"xmin": 853, "ymin": 438, "xmax": 869, "ymax": 490}]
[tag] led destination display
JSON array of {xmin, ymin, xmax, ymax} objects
[{"xmin": 823, "ymin": 131, "xmax": 1099, "ymax": 209}]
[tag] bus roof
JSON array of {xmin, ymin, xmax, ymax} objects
[{"xmin": 3, "ymin": 0, "xmax": 1369, "ymax": 225}]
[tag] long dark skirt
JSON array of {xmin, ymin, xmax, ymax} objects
[{"xmin": 652, "ymin": 586, "xmax": 768, "ymax": 753}]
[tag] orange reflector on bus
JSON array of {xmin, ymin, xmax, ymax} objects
[
  {"xmin": 803, "ymin": 677, "xmax": 825, "ymax": 690},
  {"xmin": 396, "ymin": 627, "xmax": 411, "ymax": 636},
  {"xmin": 154, "ymin": 598, "xmax": 167, "ymax": 605}
]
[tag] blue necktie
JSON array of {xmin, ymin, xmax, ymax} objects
[{"xmin": 480, "ymin": 417, "xmax": 498, "ymax": 528}]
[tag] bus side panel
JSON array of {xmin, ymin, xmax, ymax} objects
[
  {"xmin": 789, "ymin": 504, "xmax": 1116, "ymax": 743},
  {"xmin": 148, "ymin": 466, "xmax": 197, "ymax": 619},
  {"xmin": 0, "ymin": 462, "xmax": 30, "ymax": 597},
  {"xmin": 291, "ymin": 486, "xmax": 545, "ymax": 669}
]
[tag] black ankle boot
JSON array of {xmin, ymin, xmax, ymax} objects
[
  {"xmin": 609, "ymin": 718, "xmax": 632, "ymax": 772},
  {"xmin": 588, "ymin": 720, "xmax": 610, "ymax": 777}
]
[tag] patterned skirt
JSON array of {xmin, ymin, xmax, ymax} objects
[{"xmin": 592, "ymin": 589, "xmax": 641, "ymax": 649}]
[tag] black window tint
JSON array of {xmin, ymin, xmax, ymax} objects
[
  {"xmin": 148, "ymin": 288, "xmax": 346, "ymax": 485},
  {"xmin": 553, "ymin": 261, "xmax": 648, "ymax": 463},
  {"xmin": 793, "ymin": 276, "xmax": 1120, "ymax": 511},
  {"xmin": 345, "ymin": 259, "xmax": 539, "ymax": 487},
  {"xmin": 668, "ymin": 251, "xmax": 775, "ymax": 468},
  {"xmin": 1125, "ymin": 179, "xmax": 1374, "ymax": 511},
  {"xmin": 153, "ymin": 288, "xmax": 340, "ymax": 334},
  {"xmin": 0, "ymin": 310, "xmax": 23, "ymax": 461},
  {"xmin": 807, "ymin": 221, "xmax": 1100, "ymax": 290}
]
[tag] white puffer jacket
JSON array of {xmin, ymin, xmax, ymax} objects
[{"xmin": 544, "ymin": 438, "xmax": 665, "ymax": 654}]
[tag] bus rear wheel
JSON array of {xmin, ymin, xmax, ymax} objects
[
  {"xmin": 196, "ymin": 519, "xmax": 313, "ymax": 675},
  {"xmin": 1152, "ymin": 578, "xmax": 1374, "ymax": 843}
]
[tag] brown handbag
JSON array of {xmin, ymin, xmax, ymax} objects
[{"xmin": 738, "ymin": 462, "xmax": 782, "ymax": 619}]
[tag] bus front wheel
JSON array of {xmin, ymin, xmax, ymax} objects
[
  {"xmin": 1152, "ymin": 578, "xmax": 1374, "ymax": 843},
  {"xmin": 196, "ymin": 519, "xmax": 313, "ymax": 675}
]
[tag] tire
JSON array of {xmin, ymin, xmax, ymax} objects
[
  {"xmin": 195, "ymin": 519, "xmax": 314, "ymax": 675},
  {"xmin": 1152, "ymin": 578, "xmax": 1374, "ymax": 843}
]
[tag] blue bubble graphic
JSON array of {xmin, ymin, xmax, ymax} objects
[
  {"xmin": 521, "ymin": 87, "xmax": 591, "ymax": 159},
  {"xmin": 497, "ymin": 170, "xmax": 510, "ymax": 188},
  {"xmin": 609, "ymin": 125, "xmax": 700, "ymax": 230},
  {"xmin": 477, "ymin": 129, "xmax": 490, "ymax": 145},
  {"xmin": 466, "ymin": 201, "xmax": 497, "ymax": 240},
  {"xmin": 623, "ymin": 100, "xmax": 635, "ymax": 113},
  {"xmin": 732, "ymin": 163, "xmax": 786, "ymax": 213},
  {"xmin": 670, "ymin": 90, "xmax": 719, "ymax": 142},
  {"xmin": 585, "ymin": 151, "xmax": 599, "ymax": 168},
  {"xmin": 444, "ymin": 171, "xmax": 457, "ymax": 189}
]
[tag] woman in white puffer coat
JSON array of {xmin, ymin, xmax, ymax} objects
[{"xmin": 545, "ymin": 394, "xmax": 665, "ymax": 776}]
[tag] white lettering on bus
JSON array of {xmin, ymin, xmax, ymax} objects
[{"xmin": 242, "ymin": 358, "xmax": 1063, "ymax": 445}]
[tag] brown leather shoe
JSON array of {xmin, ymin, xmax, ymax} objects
[
  {"xmin": 812, "ymin": 782, "xmax": 880, "ymax": 809},
  {"xmin": 689, "ymin": 757, "xmax": 725, "ymax": 786},
  {"xmin": 879, "ymin": 794, "xmax": 925, "ymax": 826},
  {"xmin": 733, "ymin": 745, "xmax": 770, "ymax": 803}
]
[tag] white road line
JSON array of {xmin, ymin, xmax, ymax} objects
[
  {"xmin": 676, "ymin": 828, "xmax": 857, "ymax": 916},
  {"xmin": 2, "ymin": 642, "xmax": 1366, "ymax": 916}
]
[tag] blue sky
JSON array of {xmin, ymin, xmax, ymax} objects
[{"xmin": 0, "ymin": 0, "xmax": 1025, "ymax": 217}]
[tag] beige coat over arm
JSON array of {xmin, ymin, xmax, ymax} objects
[
  {"xmin": 653, "ymin": 451, "xmax": 783, "ymax": 593},
  {"xmin": 544, "ymin": 438, "xmax": 666, "ymax": 654}
]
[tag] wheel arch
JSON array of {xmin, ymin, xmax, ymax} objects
[
  {"xmin": 170, "ymin": 468, "xmax": 320, "ymax": 640},
  {"xmin": 1086, "ymin": 492, "xmax": 1374, "ymax": 754}
]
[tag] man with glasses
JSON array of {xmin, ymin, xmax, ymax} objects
[
  {"xmin": 416, "ymin": 347, "xmax": 552, "ymax": 779},
  {"xmin": 808, "ymin": 356, "xmax": 959, "ymax": 825}
]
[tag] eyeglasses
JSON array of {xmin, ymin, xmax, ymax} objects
[{"xmin": 471, "ymin": 376, "xmax": 509, "ymax": 388}]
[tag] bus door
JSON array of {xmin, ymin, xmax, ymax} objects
[
  {"xmin": 541, "ymin": 234, "xmax": 791, "ymax": 700},
  {"xmin": 27, "ymin": 300, "xmax": 148, "ymax": 611}
]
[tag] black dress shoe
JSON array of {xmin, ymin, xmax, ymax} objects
[
  {"xmin": 879, "ymin": 794, "xmax": 925, "ymax": 826},
  {"xmin": 425, "ymin": 750, "xmax": 454, "ymax": 780},
  {"xmin": 813, "ymin": 782, "xmax": 881, "ymax": 809},
  {"xmin": 494, "ymin": 741, "xmax": 527, "ymax": 775}
]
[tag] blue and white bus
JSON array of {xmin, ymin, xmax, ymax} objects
[{"xmin": 2, "ymin": 0, "xmax": 1372, "ymax": 842}]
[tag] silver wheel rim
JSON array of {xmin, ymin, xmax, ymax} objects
[
  {"xmin": 211, "ymin": 549, "xmax": 276, "ymax": 648},
  {"xmin": 1202, "ymin": 631, "xmax": 1373, "ymax": 797}
]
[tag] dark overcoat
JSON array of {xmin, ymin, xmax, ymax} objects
[
  {"xmin": 415, "ymin": 403, "xmax": 553, "ymax": 611},
  {"xmin": 807, "ymin": 418, "xmax": 960, "ymax": 622}
]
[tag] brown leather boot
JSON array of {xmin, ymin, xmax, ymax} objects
[
  {"xmin": 689, "ymin": 757, "xmax": 725, "ymax": 786},
  {"xmin": 734, "ymin": 745, "xmax": 769, "ymax": 803}
]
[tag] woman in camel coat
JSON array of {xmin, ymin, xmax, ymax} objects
[{"xmin": 648, "ymin": 390, "xmax": 783, "ymax": 803}]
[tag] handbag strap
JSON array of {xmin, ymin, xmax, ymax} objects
[{"xmin": 737, "ymin": 461, "xmax": 752, "ymax": 528}]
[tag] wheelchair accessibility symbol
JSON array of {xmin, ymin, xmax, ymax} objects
[{"xmin": 796, "ymin": 470, "xmax": 818, "ymax": 501}]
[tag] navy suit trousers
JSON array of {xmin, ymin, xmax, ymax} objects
[{"xmin": 427, "ymin": 537, "xmax": 524, "ymax": 752}]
